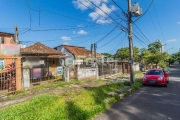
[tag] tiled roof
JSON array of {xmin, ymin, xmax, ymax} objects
[
  {"xmin": 63, "ymin": 45, "xmax": 102, "ymax": 57},
  {"xmin": 20, "ymin": 42, "xmax": 63, "ymax": 55},
  {"xmin": 0, "ymin": 32, "xmax": 14, "ymax": 35}
]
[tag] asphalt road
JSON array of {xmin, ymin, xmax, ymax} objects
[{"xmin": 94, "ymin": 66, "xmax": 180, "ymax": 120}]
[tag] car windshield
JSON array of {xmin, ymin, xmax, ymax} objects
[{"xmin": 146, "ymin": 70, "xmax": 163, "ymax": 75}]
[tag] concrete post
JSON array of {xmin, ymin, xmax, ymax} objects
[
  {"xmin": 96, "ymin": 63, "xmax": 99, "ymax": 79},
  {"xmin": 63, "ymin": 66, "xmax": 69, "ymax": 82},
  {"xmin": 76, "ymin": 65, "xmax": 80, "ymax": 80},
  {"xmin": 22, "ymin": 68, "xmax": 30, "ymax": 89}
]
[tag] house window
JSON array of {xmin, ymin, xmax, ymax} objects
[
  {"xmin": 53, "ymin": 60, "xmax": 55, "ymax": 64},
  {"xmin": 1, "ymin": 37, "xmax": 4, "ymax": 44}
]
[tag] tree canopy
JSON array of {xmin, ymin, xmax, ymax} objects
[{"xmin": 115, "ymin": 47, "xmax": 139, "ymax": 61}]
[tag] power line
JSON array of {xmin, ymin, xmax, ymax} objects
[
  {"xmin": 76, "ymin": 0, "xmax": 112, "ymax": 24},
  {"xmin": 20, "ymin": 24, "xmax": 99, "ymax": 34},
  {"xmin": 132, "ymin": 33, "xmax": 148, "ymax": 46},
  {"xmin": 111, "ymin": 0, "xmax": 126, "ymax": 13},
  {"xmin": 11, "ymin": 0, "xmax": 98, "ymax": 25},
  {"xmin": 153, "ymin": 3, "xmax": 165, "ymax": 42},
  {"xmin": 97, "ymin": 31, "xmax": 123, "ymax": 49},
  {"xmin": 19, "ymin": 31, "xmax": 118, "ymax": 43},
  {"xmin": 88, "ymin": 0, "xmax": 123, "ymax": 27},
  {"xmin": 134, "ymin": 23, "xmax": 151, "ymax": 43},
  {"xmin": 100, "ymin": 0, "xmax": 126, "ymax": 21},
  {"xmin": 110, "ymin": 32, "xmax": 127, "ymax": 54},
  {"xmin": 138, "ymin": 20, "xmax": 154, "ymax": 40},
  {"xmin": 133, "ymin": 0, "xmax": 154, "ymax": 23},
  {"xmin": 95, "ymin": 21, "xmax": 122, "ymax": 44},
  {"xmin": 142, "ymin": 0, "xmax": 160, "ymax": 39}
]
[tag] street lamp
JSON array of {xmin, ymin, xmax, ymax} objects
[{"xmin": 165, "ymin": 47, "xmax": 173, "ymax": 53}]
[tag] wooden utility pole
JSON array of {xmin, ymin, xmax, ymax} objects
[{"xmin": 128, "ymin": 0, "xmax": 134, "ymax": 84}]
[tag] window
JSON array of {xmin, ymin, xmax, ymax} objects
[
  {"xmin": 146, "ymin": 70, "xmax": 163, "ymax": 75},
  {"xmin": 1, "ymin": 37, "xmax": 4, "ymax": 44}
]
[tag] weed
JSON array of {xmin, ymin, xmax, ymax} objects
[{"xmin": 123, "ymin": 81, "xmax": 131, "ymax": 86}]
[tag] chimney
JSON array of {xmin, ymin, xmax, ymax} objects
[{"xmin": 14, "ymin": 25, "xmax": 19, "ymax": 44}]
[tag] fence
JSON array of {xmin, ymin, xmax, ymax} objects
[
  {"xmin": 77, "ymin": 64, "xmax": 98, "ymax": 80},
  {"xmin": 22, "ymin": 66, "xmax": 63, "ymax": 89},
  {"xmin": 0, "ymin": 57, "xmax": 21, "ymax": 96},
  {"xmin": 98, "ymin": 62, "xmax": 123, "ymax": 78}
]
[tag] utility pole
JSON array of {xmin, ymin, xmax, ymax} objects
[
  {"xmin": 91, "ymin": 44, "xmax": 93, "ymax": 59},
  {"xmin": 94, "ymin": 43, "xmax": 97, "ymax": 62},
  {"xmin": 14, "ymin": 25, "xmax": 19, "ymax": 44},
  {"xmin": 128, "ymin": 0, "xmax": 134, "ymax": 84}
]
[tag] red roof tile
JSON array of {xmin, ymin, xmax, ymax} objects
[
  {"xmin": 21, "ymin": 42, "xmax": 63, "ymax": 55},
  {"xmin": 63, "ymin": 45, "xmax": 102, "ymax": 57}
]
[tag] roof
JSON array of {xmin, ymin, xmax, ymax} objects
[
  {"xmin": 20, "ymin": 42, "xmax": 63, "ymax": 55},
  {"xmin": 62, "ymin": 45, "xmax": 102, "ymax": 57},
  {"xmin": 0, "ymin": 32, "xmax": 14, "ymax": 36}
]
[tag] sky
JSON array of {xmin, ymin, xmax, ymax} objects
[{"xmin": 0, "ymin": 0, "xmax": 180, "ymax": 54}]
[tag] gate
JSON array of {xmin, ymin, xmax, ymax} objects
[{"xmin": 0, "ymin": 57, "xmax": 21, "ymax": 96}]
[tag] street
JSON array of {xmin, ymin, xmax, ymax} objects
[{"xmin": 94, "ymin": 66, "xmax": 180, "ymax": 120}]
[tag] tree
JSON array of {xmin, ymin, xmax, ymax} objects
[
  {"xmin": 148, "ymin": 41, "xmax": 162, "ymax": 53},
  {"xmin": 115, "ymin": 47, "xmax": 139, "ymax": 61},
  {"xmin": 101, "ymin": 53, "xmax": 114, "ymax": 58}
]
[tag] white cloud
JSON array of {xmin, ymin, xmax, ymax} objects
[
  {"xmin": 177, "ymin": 22, "xmax": 180, "ymax": 24},
  {"xmin": 97, "ymin": 18, "xmax": 112, "ymax": 24},
  {"xmin": 73, "ymin": 0, "xmax": 115, "ymax": 24},
  {"xmin": 78, "ymin": 30, "xmax": 88, "ymax": 35},
  {"xmin": 61, "ymin": 36, "xmax": 72, "ymax": 40},
  {"xmin": 165, "ymin": 39, "xmax": 177, "ymax": 43}
]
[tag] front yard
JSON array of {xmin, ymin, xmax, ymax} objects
[{"xmin": 0, "ymin": 78, "xmax": 143, "ymax": 120}]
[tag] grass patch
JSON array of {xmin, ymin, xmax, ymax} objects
[
  {"xmin": 0, "ymin": 82, "xmax": 123, "ymax": 120},
  {"xmin": 8, "ymin": 90, "xmax": 28, "ymax": 99},
  {"xmin": 123, "ymin": 81, "xmax": 131, "ymax": 86},
  {"xmin": 131, "ymin": 78, "xmax": 143, "ymax": 91},
  {"xmin": 134, "ymin": 71, "xmax": 143, "ymax": 75}
]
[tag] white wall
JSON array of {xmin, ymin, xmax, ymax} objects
[{"xmin": 134, "ymin": 63, "xmax": 140, "ymax": 71}]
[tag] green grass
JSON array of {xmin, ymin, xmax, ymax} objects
[
  {"xmin": 131, "ymin": 78, "xmax": 143, "ymax": 91},
  {"xmin": 123, "ymin": 81, "xmax": 131, "ymax": 86},
  {"xmin": 0, "ymin": 83, "xmax": 123, "ymax": 120},
  {"xmin": 134, "ymin": 71, "xmax": 143, "ymax": 75}
]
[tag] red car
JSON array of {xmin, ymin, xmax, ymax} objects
[{"xmin": 142, "ymin": 69, "xmax": 169, "ymax": 87}]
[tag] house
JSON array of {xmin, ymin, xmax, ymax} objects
[
  {"xmin": 20, "ymin": 42, "xmax": 64, "ymax": 86},
  {"xmin": 54, "ymin": 44, "xmax": 104, "ymax": 65}
]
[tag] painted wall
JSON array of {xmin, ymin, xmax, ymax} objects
[
  {"xmin": 134, "ymin": 63, "xmax": 140, "ymax": 71},
  {"xmin": 77, "ymin": 67, "xmax": 98, "ymax": 80}
]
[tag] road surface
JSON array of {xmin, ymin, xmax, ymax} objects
[{"xmin": 94, "ymin": 66, "xmax": 180, "ymax": 120}]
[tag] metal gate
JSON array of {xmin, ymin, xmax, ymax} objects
[{"xmin": 0, "ymin": 58, "xmax": 17, "ymax": 96}]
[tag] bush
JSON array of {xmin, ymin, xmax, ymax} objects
[{"xmin": 123, "ymin": 81, "xmax": 131, "ymax": 86}]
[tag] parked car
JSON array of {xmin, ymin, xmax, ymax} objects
[{"xmin": 142, "ymin": 69, "xmax": 169, "ymax": 87}]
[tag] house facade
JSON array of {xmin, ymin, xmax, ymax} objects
[
  {"xmin": 20, "ymin": 42, "xmax": 64, "ymax": 88},
  {"xmin": 54, "ymin": 45, "xmax": 104, "ymax": 65}
]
